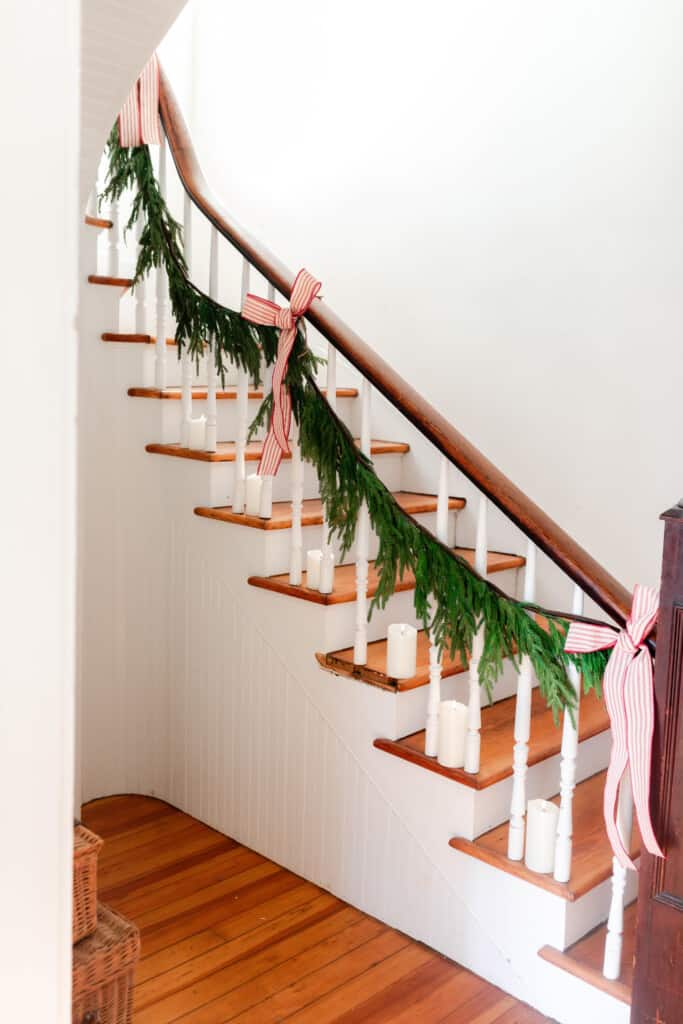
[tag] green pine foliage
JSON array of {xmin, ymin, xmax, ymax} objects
[{"xmin": 100, "ymin": 129, "xmax": 611, "ymax": 721}]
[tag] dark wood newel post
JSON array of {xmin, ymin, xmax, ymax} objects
[{"xmin": 631, "ymin": 501, "xmax": 683, "ymax": 1024}]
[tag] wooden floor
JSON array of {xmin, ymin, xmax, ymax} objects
[{"xmin": 83, "ymin": 795, "xmax": 553, "ymax": 1023}]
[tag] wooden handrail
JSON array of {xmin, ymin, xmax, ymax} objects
[{"xmin": 158, "ymin": 64, "xmax": 632, "ymax": 626}]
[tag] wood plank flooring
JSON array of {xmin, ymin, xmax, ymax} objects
[{"xmin": 82, "ymin": 795, "xmax": 552, "ymax": 1023}]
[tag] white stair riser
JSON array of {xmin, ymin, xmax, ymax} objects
[
  {"xmin": 535, "ymin": 953, "xmax": 630, "ymax": 1024},
  {"xmin": 316, "ymin": 566, "xmax": 519, "ymax": 656},
  {"xmin": 395, "ymin": 654, "xmax": 523, "ymax": 738},
  {"xmin": 151, "ymin": 394, "xmax": 357, "ymax": 444},
  {"xmin": 148, "ymin": 449, "xmax": 405, "ymax": 508},
  {"xmin": 472, "ymin": 730, "xmax": 612, "ymax": 838},
  {"xmin": 564, "ymin": 875, "xmax": 638, "ymax": 949},
  {"xmin": 374, "ymin": 722, "xmax": 610, "ymax": 844},
  {"xmin": 248, "ymin": 509, "xmax": 460, "ymax": 578}
]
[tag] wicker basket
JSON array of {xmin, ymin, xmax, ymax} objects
[
  {"xmin": 72, "ymin": 904, "xmax": 140, "ymax": 1024},
  {"xmin": 73, "ymin": 825, "xmax": 103, "ymax": 943}
]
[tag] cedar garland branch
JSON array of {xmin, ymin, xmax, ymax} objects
[{"xmin": 100, "ymin": 128, "xmax": 613, "ymax": 722}]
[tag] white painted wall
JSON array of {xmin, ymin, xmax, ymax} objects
[
  {"xmin": 163, "ymin": 0, "xmax": 683, "ymax": 592},
  {"xmin": 0, "ymin": 0, "xmax": 79, "ymax": 1017}
]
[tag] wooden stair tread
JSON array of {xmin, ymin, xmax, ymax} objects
[
  {"xmin": 102, "ymin": 332, "xmax": 177, "ymax": 346},
  {"xmin": 538, "ymin": 903, "xmax": 636, "ymax": 1005},
  {"xmin": 195, "ymin": 491, "xmax": 465, "ymax": 532},
  {"xmin": 146, "ymin": 438, "xmax": 410, "ymax": 463},
  {"xmin": 373, "ymin": 689, "xmax": 609, "ymax": 789},
  {"xmin": 449, "ymin": 770, "xmax": 641, "ymax": 900},
  {"xmin": 247, "ymin": 543, "xmax": 506, "ymax": 606},
  {"xmin": 84, "ymin": 215, "xmax": 113, "ymax": 229},
  {"xmin": 88, "ymin": 273, "xmax": 134, "ymax": 288},
  {"xmin": 319, "ymin": 629, "xmax": 467, "ymax": 692},
  {"xmin": 128, "ymin": 386, "xmax": 358, "ymax": 401}
]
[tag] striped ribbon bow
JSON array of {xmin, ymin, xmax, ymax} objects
[
  {"xmin": 564, "ymin": 584, "xmax": 664, "ymax": 870},
  {"xmin": 118, "ymin": 54, "xmax": 162, "ymax": 147},
  {"xmin": 241, "ymin": 269, "xmax": 322, "ymax": 477}
]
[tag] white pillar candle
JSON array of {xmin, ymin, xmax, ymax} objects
[
  {"xmin": 525, "ymin": 799, "xmax": 560, "ymax": 874},
  {"xmin": 306, "ymin": 550, "xmax": 322, "ymax": 590},
  {"xmin": 187, "ymin": 415, "xmax": 206, "ymax": 451},
  {"xmin": 258, "ymin": 476, "xmax": 273, "ymax": 519},
  {"xmin": 318, "ymin": 550, "xmax": 335, "ymax": 595},
  {"xmin": 245, "ymin": 473, "xmax": 262, "ymax": 516},
  {"xmin": 437, "ymin": 700, "xmax": 467, "ymax": 768},
  {"xmin": 386, "ymin": 623, "xmax": 418, "ymax": 679}
]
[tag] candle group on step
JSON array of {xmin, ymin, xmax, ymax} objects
[{"xmin": 306, "ymin": 549, "xmax": 335, "ymax": 594}]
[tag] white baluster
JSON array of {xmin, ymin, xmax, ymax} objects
[
  {"xmin": 464, "ymin": 495, "xmax": 488, "ymax": 775},
  {"xmin": 319, "ymin": 343, "xmax": 338, "ymax": 594},
  {"xmin": 133, "ymin": 214, "xmax": 149, "ymax": 335},
  {"xmin": 180, "ymin": 353, "xmax": 193, "ymax": 448},
  {"xmin": 232, "ymin": 259, "xmax": 250, "ymax": 513},
  {"xmin": 204, "ymin": 227, "xmax": 218, "ymax": 453},
  {"xmin": 507, "ymin": 540, "xmax": 537, "ymax": 860},
  {"xmin": 603, "ymin": 775, "xmax": 634, "ymax": 980},
  {"xmin": 106, "ymin": 194, "xmax": 120, "ymax": 277},
  {"xmin": 289, "ymin": 417, "xmax": 304, "ymax": 584},
  {"xmin": 353, "ymin": 381, "xmax": 372, "ymax": 664},
  {"xmin": 258, "ymin": 282, "xmax": 276, "ymax": 519},
  {"xmin": 154, "ymin": 140, "xmax": 169, "ymax": 390},
  {"xmin": 553, "ymin": 583, "xmax": 585, "ymax": 882},
  {"xmin": 425, "ymin": 456, "xmax": 450, "ymax": 756}
]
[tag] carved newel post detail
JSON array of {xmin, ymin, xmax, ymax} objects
[{"xmin": 631, "ymin": 501, "xmax": 683, "ymax": 1024}]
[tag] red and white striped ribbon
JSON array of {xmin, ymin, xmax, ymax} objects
[
  {"xmin": 241, "ymin": 269, "xmax": 322, "ymax": 476},
  {"xmin": 564, "ymin": 584, "xmax": 664, "ymax": 870},
  {"xmin": 118, "ymin": 54, "xmax": 162, "ymax": 147}
]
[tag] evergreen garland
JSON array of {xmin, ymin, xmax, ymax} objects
[
  {"xmin": 100, "ymin": 129, "xmax": 613, "ymax": 721},
  {"xmin": 101, "ymin": 125, "xmax": 320, "ymax": 386}
]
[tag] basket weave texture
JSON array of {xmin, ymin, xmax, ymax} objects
[
  {"xmin": 73, "ymin": 825, "xmax": 103, "ymax": 944},
  {"xmin": 72, "ymin": 903, "xmax": 140, "ymax": 1024}
]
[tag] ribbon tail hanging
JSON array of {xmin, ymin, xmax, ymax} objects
[{"xmin": 623, "ymin": 648, "xmax": 665, "ymax": 860}]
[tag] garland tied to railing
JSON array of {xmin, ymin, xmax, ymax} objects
[{"xmin": 101, "ymin": 125, "xmax": 614, "ymax": 722}]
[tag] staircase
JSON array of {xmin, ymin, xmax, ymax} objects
[{"xmin": 77, "ymin": 72, "xmax": 642, "ymax": 1024}]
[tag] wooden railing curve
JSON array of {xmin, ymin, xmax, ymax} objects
[{"xmin": 158, "ymin": 64, "xmax": 631, "ymax": 627}]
